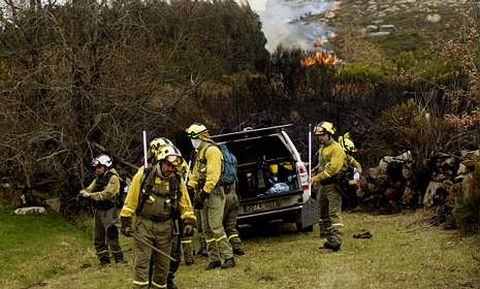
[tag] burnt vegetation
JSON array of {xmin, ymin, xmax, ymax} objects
[{"xmin": 0, "ymin": 0, "xmax": 479, "ymax": 230}]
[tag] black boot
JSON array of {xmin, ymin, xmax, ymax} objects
[
  {"xmin": 205, "ymin": 260, "xmax": 221, "ymax": 270},
  {"xmin": 221, "ymin": 258, "xmax": 236, "ymax": 269},
  {"xmin": 113, "ymin": 252, "xmax": 127, "ymax": 264},
  {"xmin": 167, "ymin": 273, "xmax": 178, "ymax": 289},
  {"xmin": 98, "ymin": 255, "xmax": 111, "ymax": 267},
  {"xmin": 233, "ymin": 247, "xmax": 245, "ymax": 256},
  {"xmin": 323, "ymin": 240, "xmax": 341, "ymax": 252}
]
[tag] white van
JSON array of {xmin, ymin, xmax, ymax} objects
[{"xmin": 212, "ymin": 124, "xmax": 317, "ymax": 231}]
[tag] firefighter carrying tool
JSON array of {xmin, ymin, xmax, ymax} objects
[{"xmin": 120, "ymin": 143, "xmax": 195, "ymax": 289}]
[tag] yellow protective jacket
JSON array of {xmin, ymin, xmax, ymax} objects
[
  {"xmin": 120, "ymin": 166, "xmax": 195, "ymax": 221},
  {"xmin": 346, "ymin": 155, "xmax": 362, "ymax": 173},
  {"xmin": 85, "ymin": 168, "xmax": 120, "ymax": 201},
  {"xmin": 187, "ymin": 141, "xmax": 223, "ymax": 194},
  {"xmin": 312, "ymin": 140, "xmax": 346, "ymax": 183}
]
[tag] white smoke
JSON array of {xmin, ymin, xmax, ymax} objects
[{"xmin": 237, "ymin": 0, "xmax": 333, "ymax": 52}]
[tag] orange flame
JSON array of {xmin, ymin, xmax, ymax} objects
[{"xmin": 300, "ymin": 51, "xmax": 338, "ymax": 68}]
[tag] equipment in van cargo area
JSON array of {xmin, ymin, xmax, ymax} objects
[
  {"xmin": 237, "ymin": 157, "xmax": 298, "ymax": 199},
  {"xmin": 212, "ymin": 124, "xmax": 317, "ymax": 231}
]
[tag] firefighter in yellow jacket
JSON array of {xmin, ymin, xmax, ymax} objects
[
  {"xmin": 79, "ymin": 154, "xmax": 125, "ymax": 265},
  {"xmin": 310, "ymin": 121, "xmax": 346, "ymax": 251},
  {"xmin": 147, "ymin": 137, "xmax": 194, "ymax": 289},
  {"xmin": 338, "ymin": 132, "xmax": 362, "ymax": 178},
  {"xmin": 120, "ymin": 145, "xmax": 196, "ymax": 289},
  {"xmin": 338, "ymin": 132, "xmax": 363, "ymax": 208},
  {"xmin": 186, "ymin": 123, "xmax": 235, "ymax": 270}
]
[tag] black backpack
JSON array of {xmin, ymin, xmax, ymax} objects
[{"xmin": 114, "ymin": 177, "xmax": 128, "ymax": 209}]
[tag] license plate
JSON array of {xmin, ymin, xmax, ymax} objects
[{"xmin": 244, "ymin": 200, "xmax": 279, "ymax": 213}]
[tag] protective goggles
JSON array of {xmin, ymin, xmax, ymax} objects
[
  {"xmin": 165, "ymin": 155, "xmax": 182, "ymax": 166},
  {"xmin": 313, "ymin": 126, "xmax": 326, "ymax": 135}
]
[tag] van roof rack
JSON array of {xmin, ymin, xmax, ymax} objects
[{"xmin": 212, "ymin": 124, "xmax": 292, "ymax": 142}]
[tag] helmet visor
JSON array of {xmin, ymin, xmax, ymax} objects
[
  {"xmin": 166, "ymin": 155, "xmax": 182, "ymax": 166},
  {"xmin": 313, "ymin": 126, "xmax": 326, "ymax": 135}
]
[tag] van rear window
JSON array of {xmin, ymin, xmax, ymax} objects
[
  {"xmin": 224, "ymin": 135, "xmax": 298, "ymax": 199},
  {"xmin": 226, "ymin": 135, "xmax": 292, "ymax": 166}
]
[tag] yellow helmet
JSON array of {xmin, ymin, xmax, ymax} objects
[
  {"xmin": 148, "ymin": 137, "xmax": 174, "ymax": 160},
  {"xmin": 156, "ymin": 145, "xmax": 183, "ymax": 166},
  {"xmin": 314, "ymin": 121, "xmax": 336, "ymax": 135},
  {"xmin": 150, "ymin": 137, "xmax": 173, "ymax": 149},
  {"xmin": 186, "ymin": 123, "xmax": 208, "ymax": 139},
  {"xmin": 338, "ymin": 134, "xmax": 356, "ymax": 153}
]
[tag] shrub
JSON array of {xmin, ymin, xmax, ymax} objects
[{"xmin": 337, "ymin": 63, "xmax": 386, "ymax": 83}]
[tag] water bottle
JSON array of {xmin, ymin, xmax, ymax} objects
[{"xmin": 353, "ymin": 169, "xmax": 360, "ymax": 181}]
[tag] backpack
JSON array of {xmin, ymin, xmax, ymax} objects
[
  {"xmin": 219, "ymin": 144, "xmax": 238, "ymax": 185},
  {"xmin": 114, "ymin": 177, "xmax": 129, "ymax": 209},
  {"xmin": 136, "ymin": 168, "xmax": 181, "ymax": 215}
]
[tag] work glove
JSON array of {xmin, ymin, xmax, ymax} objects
[
  {"xmin": 182, "ymin": 218, "xmax": 196, "ymax": 237},
  {"xmin": 79, "ymin": 190, "xmax": 91, "ymax": 198},
  {"xmin": 194, "ymin": 190, "xmax": 209, "ymax": 210},
  {"xmin": 120, "ymin": 216, "xmax": 133, "ymax": 237}
]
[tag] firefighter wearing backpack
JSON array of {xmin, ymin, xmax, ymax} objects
[
  {"xmin": 119, "ymin": 145, "xmax": 196, "ymax": 289},
  {"xmin": 147, "ymin": 137, "xmax": 194, "ymax": 289},
  {"xmin": 79, "ymin": 154, "xmax": 126, "ymax": 265},
  {"xmin": 338, "ymin": 132, "xmax": 362, "ymax": 178},
  {"xmin": 310, "ymin": 121, "xmax": 347, "ymax": 252},
  {"xmin": 186, "ymin": 123, "xmax": 236, "ymax": 270},
  {"xmin": 338, "ymin": 132, "xmax": 363, "ymax": 208}
]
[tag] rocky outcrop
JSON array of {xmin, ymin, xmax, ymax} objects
[{"xmin": 359, "ymin": 150, "xmax": 479, "ymax": 229}]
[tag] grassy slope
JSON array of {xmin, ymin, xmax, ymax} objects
[
  {"xmin": 0, "ymin": 206, "xmax": 93, "ymax": 288},
  {"xmin": 2, "ymin": 206, "xmax": 479, "ymax": 289},
  {"xmin": 328, "ymin": 0, "xmax": 471, "ymax": 61}
]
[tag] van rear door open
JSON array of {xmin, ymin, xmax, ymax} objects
[{"xmin": 212, "ymin": 125, "xmax": 317, "ymax": 231}]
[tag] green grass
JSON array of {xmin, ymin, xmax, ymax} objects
[
  {"xmin": 0, "ymin": 206, "xmax": 93, "ymax": 289},
  {"xmin": 2, "ymin": 206, "xmax": 479, "ymax": 289}
]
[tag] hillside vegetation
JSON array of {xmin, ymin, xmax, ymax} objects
[{"xmin": 0, "ymin": 0, "xmax": 268, "ymax": 210}]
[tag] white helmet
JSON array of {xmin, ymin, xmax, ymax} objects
[{"xmin": 92, "ymin": 154, "xmax": 112, "ymax": 168}]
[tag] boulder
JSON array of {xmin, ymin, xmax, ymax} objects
[
  {"xmin": 14, "ymin": 206, "xmax": 47, "ymax": 215},
  {"xmin": 423, "ymin": 181, "xmax": 449, "ymax": 208},
  {"xmin": 45, "ymin": 197, "xmax": 61, "ymax": 213}
]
